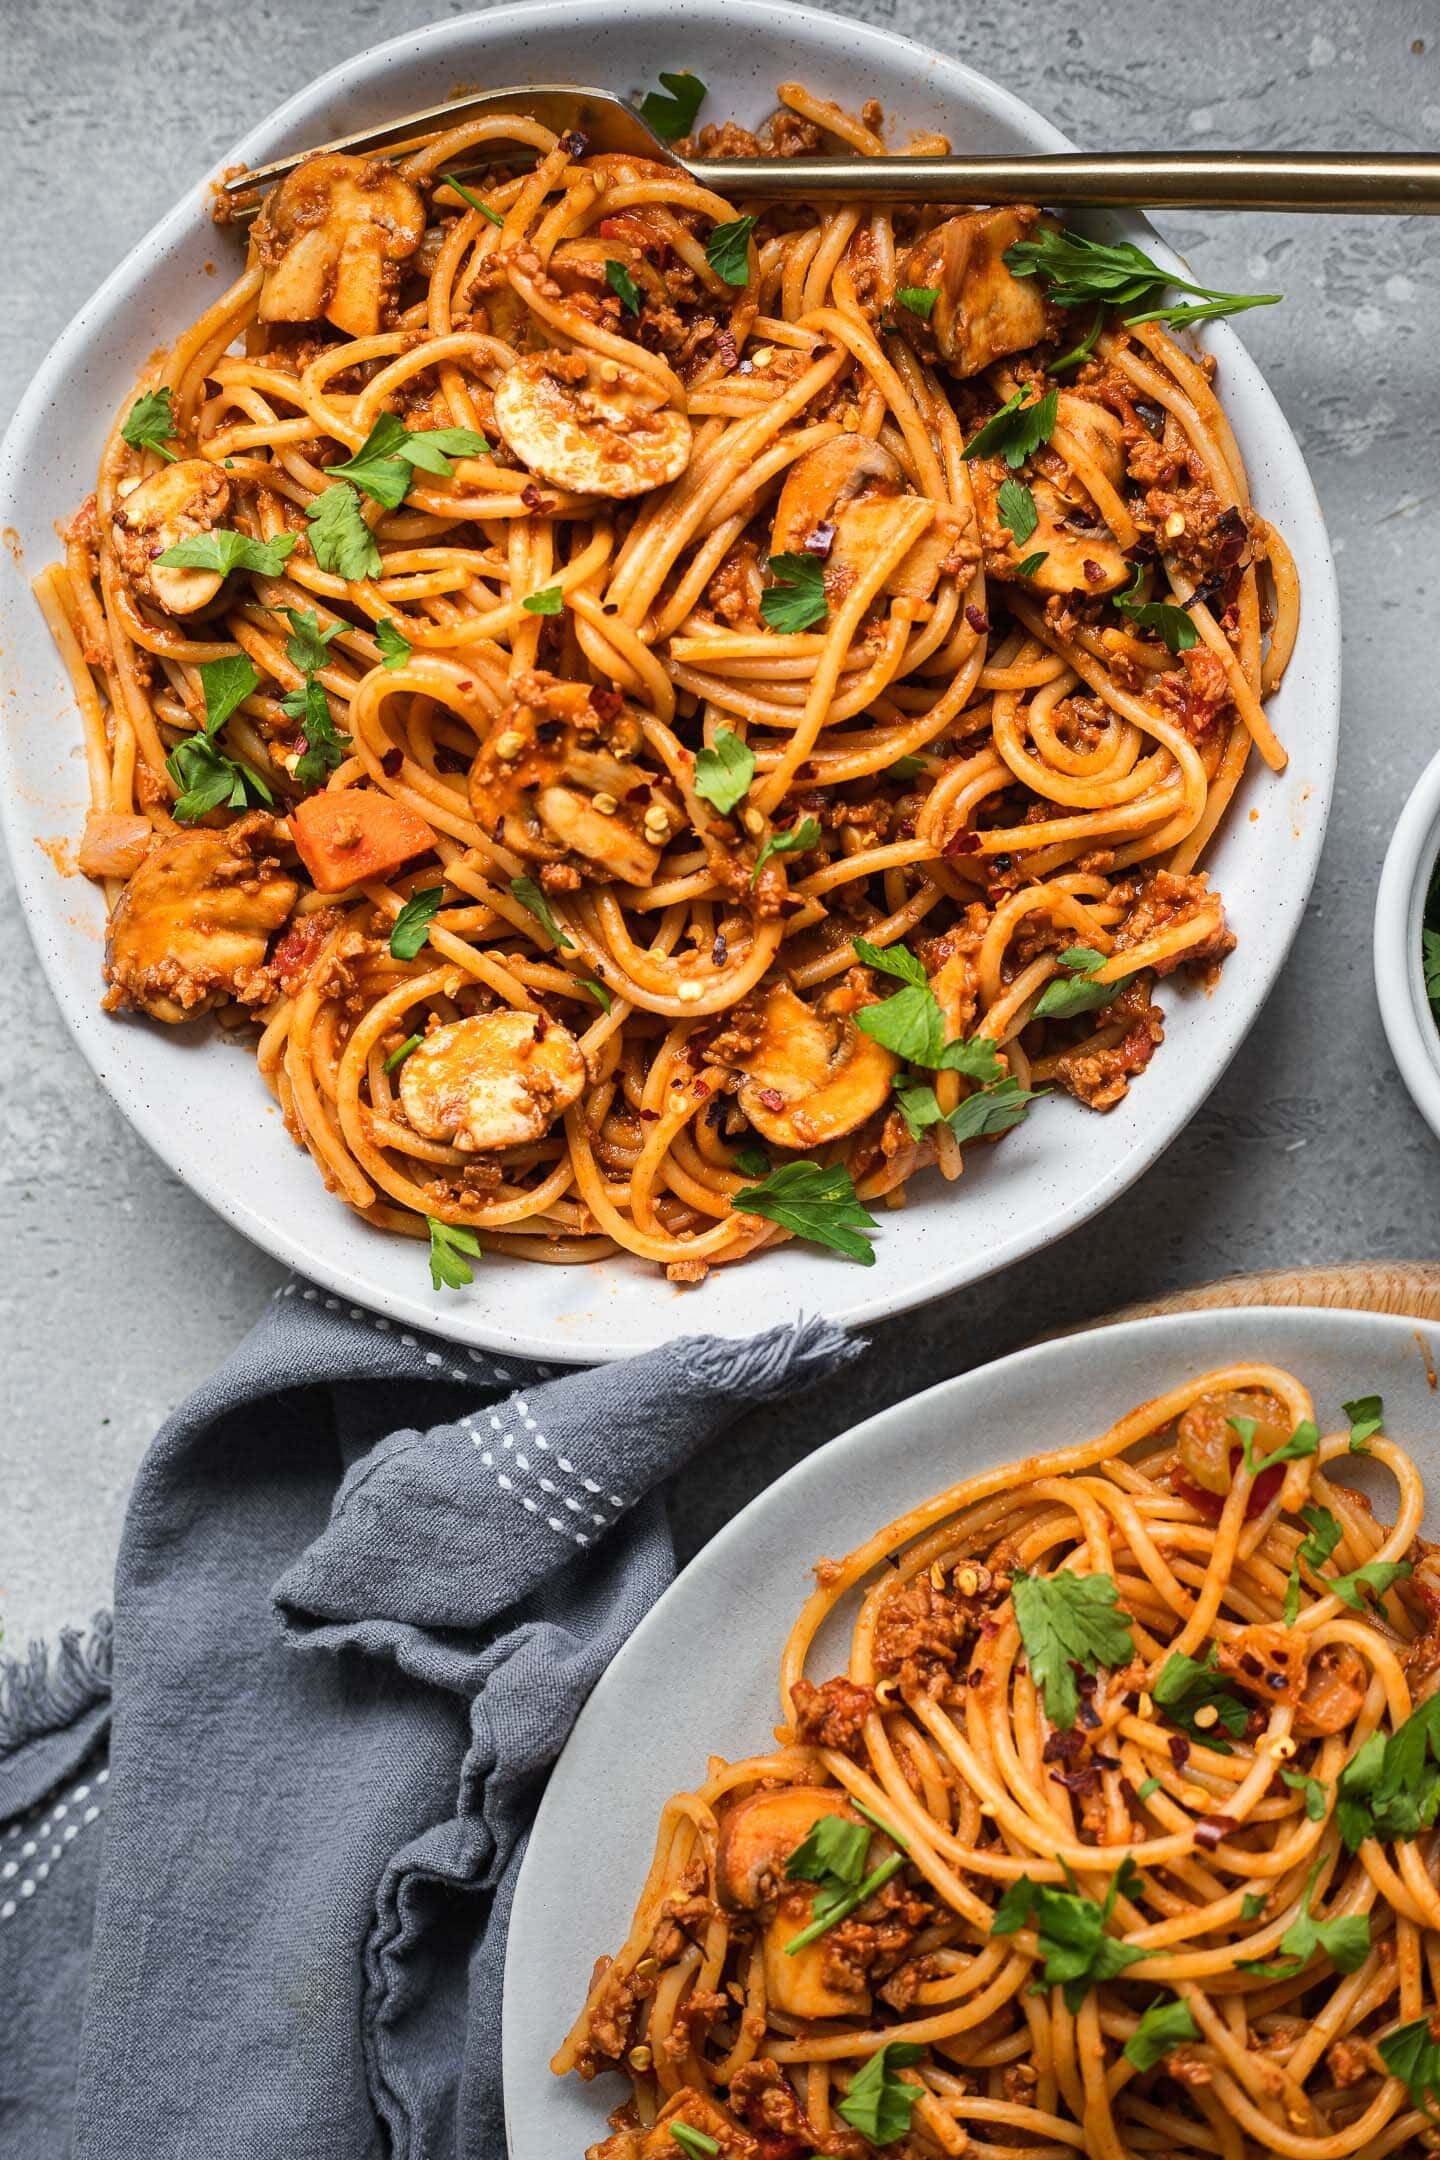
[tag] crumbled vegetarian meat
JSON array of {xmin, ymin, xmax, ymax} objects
[
  {"xmin": 1151, "ymin": 645, "xmax": 1235, "ymax": 742},
  {"xmin": 1048, "ymin": 976, "xmax": 1164, "ymax": 1110},
  {"xmin": 539, "ymin": 861, "xmax": 584, "ymax": 894},
  {"xmin": 705, "ymin": 1000, "xmax": 766, "ymax": 1066},
  {"xmin": 270, "ymin": 906, "xmax": 343, "ymax": 993},
  {"xmin": 1406, "ymin": 1544, "xmax": 1440, "ymax": 1684},
  {"xmin": 729, "ymin": 2060, "xmax": 817, "ymax": 2160},
  {"xmin": 791, "ymin": 1675, "xmax": 876, "ymax": 1756},
  {"xmin": 1143, "ymin": 477, "xmax": 1255, "ymax": 580},
  {"xmin": 666, "ymin": 1257, "xmax": 710, "ymax": 1285},
  {"xmin": 820, "ymin": 1879, "xmax": 932, "ymax": 1993},
  {"xmin": 574, "ymin": 1956, "xmax": 656, "ymax": 2077},
  {"xmin": 879, "ymin": 1953, "xmax": 940, "ymax": 2011},
  {"xmin": 708, "ymin": 541, "xmax": 764, "ymax": 628},
  {"xmin": 661, "ymin": 1988, "xmax": 730, "ymax": 2063},
  {"xmin": 872, "ymin": 1566, "xmax": 996, "ymax": 1701},
  {"xmin": 1161, "ymin": 2045, "xmax": 1213, "ymax": 2088},
  {"xmin": 1326, "ymin": 2037, "xmax": 1380, "ymax": 2088},
  {"xmin": 1111, "ymin": 868, "xmax": 1235, "ymax": 980}
]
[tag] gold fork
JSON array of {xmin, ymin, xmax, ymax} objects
[{"xmin": 222, "ymin": 82, "xmax": 1440, "ymax": 214}]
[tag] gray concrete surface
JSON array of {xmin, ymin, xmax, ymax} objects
[{"xmin": 3, "ymin": 0, "xmax": 1439, "ymax": 1646}]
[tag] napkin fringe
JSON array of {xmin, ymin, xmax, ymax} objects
[
  {"xmin": 0, "ymin": 1611, "xmax": 113, "ymax": 1756},
  {"xmin": 673, "ymin": 1312, "xmax": 863, "ymax": 1394}
]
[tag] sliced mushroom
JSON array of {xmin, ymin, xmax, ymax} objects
[
  {"xmin": 469, "ymin": 672, "xmax": 672, "ymax": 885},
  {"xmin": 770, "ymin": 436, "xmax": 966, "ymax": 606},
  {"xmin": 399, "ymin": 1010, "xmax": 586, "ymax": 1153},
  {"xmin": 492, "ymin": 352, "xmax": 691, "ymax": 499},
  {"xmin": 893, "ymin": 206, "xmax": 1051, "ymax": 380},
  {"xmin": 737, "ymin": 982, "xmax": 898, "ymax": 1150},
  {"xmin": 111, "ymin": 459, "xmax": 232, "ymax": 615},
  {"xmin": 78, "ymin": 810, "xmax": 154, "ymax": 881},
  {"xmin": 254, "ymin": 154, "xmax": 426, "ymax": 340},
  {"xmin": 104, "ymin": 813, "xmax": 298, "ymax": 1023},
  {"xmin": 717, "ymin": 1787, "xmax": 875, "ymax": 2022},
  {"xmin": 971, "ymin": 464, "xmax": 1129, "ymax": 595},
  {"xmin": 1176, "ymin": 1390, "xmax": 1291, "ymax": 1499},
  {"xmin": 1054, "ymin": 392, "xmax": 1127, "ymax": 491}
]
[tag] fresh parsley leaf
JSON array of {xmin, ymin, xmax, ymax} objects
[
  {"xmin": 752, "ymin": 814, "xmax": 820, "ymax": 880},
  {"xmin": 1113, "ymin": 568, "xmax": 1198, "ymax": 654},
  {"xmin": 732, "ymin": 1144, "xmax": 770, "ymax": 1178},
  {"xmin": 1033, "ymin": 944, "xmax": 1132, "ymax": 1021},
  {"xmin": 427, "ymin": 1215, "xmax": 481, "ymax": 1290},
  {"xmin": 605, "ymin": 259, "xmax": 641, "ymax": 314},
  {"xmin": 1284, "ymin": 1502, "xmax": 1343, "ymax": 1623},
  {"xmin": 307, "ymin": 484, "xmax": 383, "ymax": 580},
  {"xmin": 1051, "ymin": 304, "xmax": 1106, "ymax": 374},
  {"xmin": 997, "ymin": 477, "xmax": 1039, "ymax": 548},
  {"xmin": 693, "ymin": 728, "xmax": 755, "ymax": 815},
  {"xmin": 510, "ymin": 875, "xmax": 574, "ymax": 949},
  {"xmin": 1233, "ymin": 1414, "xmax": 1319, "ymax": 1480},
  {"xmin": 1240, "ymin": 1890, "xmax": 1268, "ymax": 1922},
  {"xmin": 577, "ymin": 977, "xmax": 612, "ymax": 1013},
  {"xmin": 760, "ymin": 550, "xmax": 828, "ymax": 633},
  {"xmin": 157, "ymin": 528, "xmax": 296, "ymax": 578},
  {"xmin": 836, "ymin": 2042, "xmax": 926, "ymax": 2146},
  {"xmin": 992, "ymin": 1858, "xmax": 1151, "ymax": 2011},
  {"xmin": 440, "ymin": 172, "xmax": 505, "ymax": 226},
  {"xmin": 166, "ymin": 733, "xmax": 271, "ymax": 822},
  {"xmin": 1135, "ymin": 1776, "xmax": 1162, "ymax": 1803},
  {"xmin": 1281, "ymin": 1768, "xmax": 1328, "ymax": 1822},
  {"xmin": 122, "ymin": 386, "xmax": 179, "ymax": 461},
  {"xmin": 401, "ymin": 425, "xmax": 489, "ymax": 473},
  {"xmin": 887, "ymin": 754, "xmax": 926, "ymax": 779},
  {"xmin": 786, "ymin": 1812, "xmax": 870, "ymax": 1889},
  {"xmin": 962, "ymin": 386, "xmax": 1058, "ymax": 470},
  {"xmin": 328, "ymin": 413, "xmax": 416, "ymax": 508},
  {"xmin": 1329, "ymin": 1558, "xmax": 1413, "ymax": 1612},
  {"xmin": 375, "ymin": 618, "xmax": 413, "ymax": 669},
  {"xmin": 896, "ymin": 284, "xmax": 938, "ymax": 320},
  {"xmin": 667, "ymin": 2128, "xmax": 719, "ymax": 2160},
  {"xmin": 523, "ymin": 584, "xmax": 564, "ymax": 616},
  {"xmin": 732, "ymin": 1160, "xmax": 879, "ymax": 1266},
  {"xmin": 283, "ymin": 607, "xmax": 343, "ymax": 675},
  {"xmin": 639, "ymin": 69, "xmax": 707, "ymax": 142},
  {"xmin": 785, "ymin": 1845, "xmax": 906, "ymax": 1954},
  {"xmin": 390, "ymin": 886, "xmax": 445, "ymax": 960},
  {"xmin": 1124, "ymin": 1996, "xmax": 1198, "ymax": 2073},
  {"xmin": 854, "ymin": 936, "xmax": 929, "ymax": 987},
  {"xmin": 1002, "ymin": 226, "xmax": 1280, "ymax": 329},
  {"xmin": 1344, "ymin": 1394, "xmax": 1384, "ymax": 1452},
  {"xmin": 1378, "ymin": 2015, "xmax": 1440, "ymax": 2113},
  {"xmin": 1014, "ymin": 550, "xmax": 1049, "ymax": 576},
  {"xmin": 1153, "ymin": 1648, "xmax": 1247, "ymax": 1751},
  {"xmin": 943, "ymin": 1074, "xmax": 1037, "ymax": 1142},
  {"xmin": 1336, "ymin": 1697, "xmax": 1440, "ymax": 1851},
  {"xmin": 1011, "ymin": 1571, "xmax": 1133, "ymax": 1729},
  {"xmin": 1425, "ymin": 929, "xmax": 1440, "ymax": 1011},
  {"xmin": 857, "ymin": 984, "xmax": 946, "ymax": 1065},
  {"xmin": 706, "ymin": 215, "xmax": 757, "ymax": 287},
  {"xmin": 1236, "ymin": 1859, "xmax": 1370, "ymax": 1978},
  {"xmin": 198, "ymin": 654, "xmax": 259, "ymax": 735},
  {"xmin": 383, "ymin": 1033, "xmax": 422, "ymax": 1074},
  {"xmin": 285, "ymin": 677, "xmax": 351, "ymax": 787}
]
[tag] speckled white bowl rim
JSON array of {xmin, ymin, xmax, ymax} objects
[
  {"xmin": 1375, "ymin": 745, "xmax": 1440, "ymax": 1140},
  {"xmin": 504, "ymin": 1301, "xmax": 1440, "ymax": 2155},
  {"xmin": 0, "ymin": 0, "xmax": 1341, "ymax": 1362}
]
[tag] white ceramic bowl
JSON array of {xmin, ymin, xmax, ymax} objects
[
  {"xmin": 0, "ymin": 0, "xmax": 1340, "ymax": 1362},
  {"xmin": 503, "ymin": 1302, "xmax": 1440, "ymax": 2156},
  {"xmin": 1375, "ymin": 747, "xmax": 1440, "ymax": 1141}
]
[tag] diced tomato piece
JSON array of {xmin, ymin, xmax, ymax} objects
[
  {"xmin": 291, "ymin": 788, "xmax": 434, "ymax": 894},
  {"xmin": 1173, "ymin": 1448, "xmax": 1283, "ymax": 1522}
]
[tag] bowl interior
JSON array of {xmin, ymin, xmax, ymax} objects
[{"xmin": 0, "ymin": 0, "xmax": 1340, "ymax": 1360}]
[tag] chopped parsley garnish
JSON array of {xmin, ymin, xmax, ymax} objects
[
  {"xmin": 851, "ymin": 946, "xmax": 1039, "ymax": 1139},
  {"xmin": 605, "ymin": 259, "xmax": 641, "ymax": 314},
  {"xmin": 440, "ymin": 172, "xmax": 505, "ymax": 226},
  {"xmin": 759, "ymin": 550, "xmax": 828, "ymax": 632},
  {"xmin": 1135, "ymin": 1776, "xmax": 1162, "ymax": 1803},
  {"xmin": 1230, "ymin": 1413, "xmax": 1319, "ymax": 1480},
  {"xmin": 306, "ymin": 484, "xmax": 383, "ymax": 580},
  {"xmin": 1426, "ymin": 929, "xmax": 1440, "ymax": 1012},
  {"xmin": 1113, "ymin": 567, "xmax": 1199, "ymax": 654},
  {"xmin": 836, "ymin": 2041, "xmax": 926, "ymax": 2145},
  {"xmin": 577, "ymin": 976, "xmax": 612, "ymax": 1013},
  {"xmin": 887, "ymin": 754, "xmax": 926, "ymax": 779},
  {"xmin": 383, "ymin": 1033, "xmax": 422, "ymax": 1074},
  {"xmin": 1014, "ymin": 550, "xmax": 1049, "ymax": 577},
  {"xmin": 282, "ymin": 676, "xmax": 351, "ymax": 786},
  {"xmin": 327, "ymin": 413, "xmax": 489, "ymax": 508},
  {"xmin": 1329, "ymin": 1557, "xmax": 1413, "ymax": 1612},
  {"xmin": 639, "ymin": 68, "xmax": 707, "ymax": 142},
  {"xmin": 1011, "ymin": 1570, "xmax": 1134, "ymax": 1728},
  {"xmin": 783, "ymin": 1813, "xmax": 904, "ymax": 1954},
  {"xmin": 283, "ymin": 607, "xmax": 343, "ymax": 675},
  {"xmin": 1240, "ymin": 1890, "xmax": 1268, "ymax": 1922},
  {"xmin": 940, "ymin": 1073, "xmax": 1040, "ymax": 1143},
  {"xmin": 693, "ymin": 727, "xmax": 755, "ymax": 815},
  {"xmin": 509, "ymin": 874, "xmax": 574, "ymax": 949},
  {"xmin": 121, "ymin": 386, "xmax": 179, "ymax": 461},
  {"xmin": 1033, "ymin": 944, "xmax": 1131, "ymax": 1021},
  {"xmin": 962, "ymin": 386, "xmax": 1058, "ymax": 469},
  {"xmin": 732, "ymin": 1144, "xmax": 770, "ymax": 1179},
  {"xmin": 1236, "ymin": 1857, "xmax": 1371, "ymax": 1978},
  {"xmin": 427, "ymin": 1215, "xmax": 482, "ymax": 1290},
  {"xmin": 706, "ymin": 214, "xmax": 757, "ymax": 287},
  {"xmin": 992, "ymin": 1857, "xmax": 1151, "ymax": 2010},
  {"xmin": 1003, "ymin": 226, "xmax": 1281, "ymax": 330},
  {"xmin": 732, "ymin": 1160, "xmax": 879, "ymax": 1265},
  {"xmin": 389, "ymin": 886, "xmax": 446, "ymax": 960},
  {"xmin": 1344, "ymin": 1394, "xmax": 1384, "ymax": 1452},
  {"xmin": 1124, "ymin": 1995, "xmax": 1198, "ymax": 2073},
  {"xmin": 752, "ymin": 814, "xmax": 820, "ymax": 880},
  {"xmin": 1284, "ymin": 1502, "xmax": 1343, "ymax": 1623},
  {"xmin": 896, "ymin": 284, "xmax": 939, "ymax": 320},
  {"xmin": 375, "ymin": 618, "xmax": 413, "ymax": 669},
  {"xmin": 1152, "ymin": 1647, "xmax": 1247, "ymax": 1751},
  {"xmin": 523, "ymin": 584, "xmax": 565, "ymax": 616},
  {"xmin": 1281, "ymin": 1769, "xmax": 1328, "ymax": 1822},
  {"xmin": 1378, "ymin": 2015, "xmax": 1440, "ymax": 2113},
  {"xmin": 997, "ymin": 477, "xmax": 1039, "ymax": 548},
  {"xmin": 199, "ymin": 654, "xmax": 259, "ymax": 734},
  {"xmin": 1051, "ymin": 305, "xmax": 1106, "ymax": 374},
  {"xmin": 166, "ymin": 654, "xmax": 275, "ymax": 822},
  {"xmin": 157, "ymin": 527, "xmax": 296, "ymax": 578},
  {"xmin": 667, "ymin": 2128, "xmax": 719, "ymax": 2160}
]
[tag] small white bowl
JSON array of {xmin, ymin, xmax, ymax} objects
[{"xmin": 1375, "ymin": 748, "xmax": 1440, "ymax": 1140}]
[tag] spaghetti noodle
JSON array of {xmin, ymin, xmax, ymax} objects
[
  {"xmin": 38, "ymin": 85, "xmax": 1299, "ymax": 1282},
  {"xmin": 555, "ymin": 1366, "xmax": 1440, "ymax": 2159}
]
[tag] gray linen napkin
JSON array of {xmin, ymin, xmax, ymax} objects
[{"xmin": 0, "ymin": 1281, "xmax": 860, "ymax": 2160}]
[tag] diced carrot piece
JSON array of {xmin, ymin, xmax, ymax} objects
[{"xmin": 291, "ymin": 788, "xmax": 434, "ymax": 894}]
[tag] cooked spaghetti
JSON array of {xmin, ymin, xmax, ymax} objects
[
  {"xmin": 556, "ymin": 1369, "xmax": 1440, "ymax": 2159},
  {"xmin": 38, "ymin": 84, "xmax": 1299, "ymax": 1283}
]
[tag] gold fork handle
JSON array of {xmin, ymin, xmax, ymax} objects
[{"xmin": 686, "ymin": 151, "xmax": 1440, "ymax": 214}]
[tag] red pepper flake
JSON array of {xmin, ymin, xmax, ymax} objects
[
  {"xmin": 624, "ymin": 782, "xmax": 651, "ymax": 804},
  {"xmin": 1194, "ymin": 1815, "xmax": 1233, "ymax": 1851},
  {"xmin": 558, "ymin": 129, "xmax": 588, "ymax": 156},
  {"xmin": 590, "ymin": 685, "xmax": 624, "ymax": 722},
  {"xmin": 692, "ymin": 1078, "xmax": 710, "ymax": 1098},
  {"xmin": 716, "ymin": 328, "xmax": 739, "ymax": 370},
  {"xmin": 1168, "ymin": 1735, "xmax": 1190, "ymax": 1768},
  {"xmin": 638, "ymin": 1107, "xmax": 659, "ymax": 1122},
  {"xmin": 803, "ymin": 521, "xmax": 836, "ymax": 558},
  {"xmin": 456, "ymin": 679, "xmax": 473, "ymax": 691},
  {"xmin": 965, "ymin": 605, "xmax": 989, "ymax": 633},
  {"xmin": 944, "ymin": 829, "xmax": 980, "ymax": 857},
  {"xmin": 1082, "ymin": 559, "xmax": 1105, "ymax": 586},
  {"xmin": 380, "ymin": 748, "xmax": 403, "ymax": 776},
  {"xmin": 1118, "ymin": 1775, "xmax": 1137, "ymax": 1806},
  {"xmin": 756, "ymin": 1087, "xmax": 786, "ymax": 1113},
  {"xmin": 711, "ymin": 931, "xmax": 728, "ymax": 967},
  {"xmin": 520, "ymin": 482, "xmax": 546, "ymax": 512}
]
